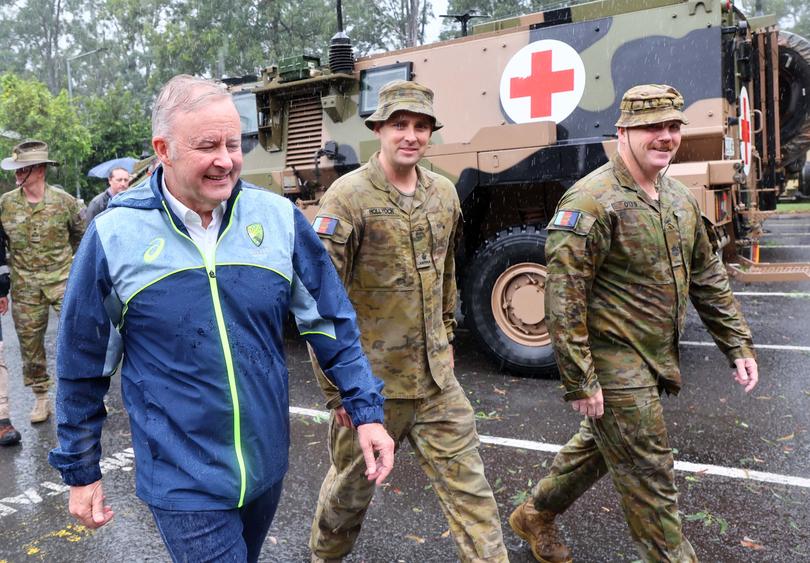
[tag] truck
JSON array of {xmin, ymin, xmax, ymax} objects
[{"xmin": 233, "ymin": 0, "xmax": 810, "ymax": 376}]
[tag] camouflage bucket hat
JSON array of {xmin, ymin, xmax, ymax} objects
[
  {"xmin": 1, "ymin": 140, "xmax": 60, "ymax": 171},
  {"xmin": 614, "ymin": 84, "xmax": 689, "ymax": 128},
  {"xmin": 364, "ymin": 80, "xmax": 443, "ymax": 131}
]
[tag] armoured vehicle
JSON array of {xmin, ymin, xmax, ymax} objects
[{"xmin": 236, "ymin": 0, "xmax": 810, "ymax": 375}]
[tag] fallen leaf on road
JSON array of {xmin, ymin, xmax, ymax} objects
[
  {"xmin": 740, "ymin": 537, "xmax": 765, "ymax": 550},
  {"xmin": 777, "ymin": 433, "xmax": 795, "ymax": 442},
  {"xmin": 441, "ymin": 530, "xmax": 451, "ymax": 538},
  {"xmin": 493, "ymin": 386, "xmax": 507, "ymax": 396},
  {"xmin": 405, "ymin": 534, "xmax": 426, "ymax": 544}
]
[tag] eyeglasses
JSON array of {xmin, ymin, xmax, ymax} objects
[{"xmin": 15, "ymin": 165, "xmax": 37, "ymax": 174}]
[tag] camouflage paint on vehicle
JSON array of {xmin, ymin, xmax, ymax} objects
[{"xmin": 238, "ymin": 0, "xmax": 810, "ymax": 374}]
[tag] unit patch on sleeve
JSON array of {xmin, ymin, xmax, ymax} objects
[
  {"xmin": 551, "ymin": 210, "xmax": 581, "ymax": 230},
  {"xmin": 313, "ymin": 216, "xmax": 339, "ymax": 236}
]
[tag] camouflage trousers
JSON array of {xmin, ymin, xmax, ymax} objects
[
  {"xmin": 531, "ymin": 386, "xmax": 697, "ymax": 563},
  {"xmin": 0, "ymin": 343, "xmax": 9, "ymax": 419},
  {"xmin": 310, "ymin": 382, "xmax": 508, "ymax": 562},
  {"xmin": 11, "ymin": 280, "xmax": 66, "ymax": 394}
]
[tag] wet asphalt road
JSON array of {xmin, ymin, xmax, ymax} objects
[{"xmin": 1, "ymin": 213, "xmax": 809, "ymax": 562}]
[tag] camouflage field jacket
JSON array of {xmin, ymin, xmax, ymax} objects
[
  {"xmin": 0, "ymin": 184, "xmax": 84, "ymax": 292},
  {"xmin": 313, "ymin": 153, "xmax": 460, "ymax": 404},
  {"xmin": 545, "ymin": 154, "xmax": 754, "ymax": 401}
]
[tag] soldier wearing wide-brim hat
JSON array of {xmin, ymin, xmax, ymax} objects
[
  {"xmin": 0, "ymin": 140, "xmax": 60, "ymax": 171},
  {"xmin": 509, "ymin": 84, "xmax": 757, "ymax": 563},
  {"xmin": 309, "ymin": 79, "xmax": 508, "ymax": 562},
  {"xmin": 363, "ymin": 79, "xmax": 443, "ymax": 131},
  {"xmin": 614, "ymin": 83, "xmax": 689, "ymax": 128},
  {"xmin": 0, "ymin": 139, "xmax": 84, "ymax": 429}
]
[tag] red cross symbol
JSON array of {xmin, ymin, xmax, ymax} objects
[
  {"xmin": 740, "ymin": 96, "xmax": 750, "ymax": 166},
  {"xmin": 509, "ymin": 50, "xmax": 575, "ymax": 119}
]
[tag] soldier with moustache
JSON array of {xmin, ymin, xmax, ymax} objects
[{"xmin": 508, "ymin": 85, "xmax": 758, "ymax": 563}]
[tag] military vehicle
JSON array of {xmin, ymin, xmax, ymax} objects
[{"xmin": 234, "ymin": 0, "xmax": 810, "ymax": 375}]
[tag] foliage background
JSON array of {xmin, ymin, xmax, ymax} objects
[{"xmin": 0, "ymin": 0, "xmax": 807, "ymax": 197}]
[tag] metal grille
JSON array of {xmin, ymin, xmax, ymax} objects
[{"xmin": 285, "ymin": 97, "xmax": 323, "ymax": 168}]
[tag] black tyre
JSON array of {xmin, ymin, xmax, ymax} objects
[
  {"xmin": 462, "ymin": 225, "xmax": 558, "ymax": 377},
  {"xmin": 778, "ymin": 31, "xmax": 810, "ymax": 167},
  {"xmin": 800, "ymin": 160, "xmax": 810, "ymax": 197}
]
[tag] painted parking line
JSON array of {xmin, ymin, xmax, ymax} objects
[
  {"xmin": 733, "ymin": 292, "xmax": 810, "ymax": 298},
  {"xmin": 0, "ymin": 449, "xmax": 134, "ymax": 520},
  {"xmin": 288, "ymin": 407, "xmax": 810, "ymax": 489},
  {"xmin": 680, "ymin": 340, "xmax": 810, "ymax": 352},
  {"xmin": 761, "ymin": 232, "xmax": 810, "ymax": 237}
]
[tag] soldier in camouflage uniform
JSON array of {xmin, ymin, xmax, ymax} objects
[
  {"xmin": 309, "ymin": 80, "xmax": 508, "ymax": 563},
  {"xmin": 508, "ymin": 85, "xmax": 759, "ymax": 563},
  {"xmin": 0, "ymin": 141, "xmax": 85, "ymax": 424}
]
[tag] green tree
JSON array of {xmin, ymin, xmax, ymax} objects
[
  {"xmin": 81, "ymin": 83, "xmax": 152, "ymax": 199},
  {"xmin": 0, "ymin": 73, "xmax": 92, "ymax": 196},
  {"xmin": 344, "ymin": 0, "xmax": 433, "ymax": 52}
]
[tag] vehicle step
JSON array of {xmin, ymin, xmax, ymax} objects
[{"xmin": 727, "ymin": 258, "xmax": 810, "ymax": 282}]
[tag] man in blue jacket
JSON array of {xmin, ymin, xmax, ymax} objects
[{"xmin": 49, "ymin": 74, "xmax": 394, "ymax": 562}]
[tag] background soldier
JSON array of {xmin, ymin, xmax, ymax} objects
[
  {"xmin": 0, "ymin": 229, "xmax": 18, "ymax": 445},
  {"xmin": 0, "ymin": 141, "xmax": 84, "ymax": 424},
  {"xmin": 83, "ymin": 166, "xmax": 131, "ymax": 224},
  {"xmin": 508, "ymin": 84, "xmax": 758, "ymax": 563},
  {"xmin": 309, "ymin": 80, "xmax": 508, "ymax": 563}
]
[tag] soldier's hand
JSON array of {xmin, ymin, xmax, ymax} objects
[
  {"xmin": 571, "ymin": 389, "xmax": 604, "ymax": 418},
  {"xmin": 68, "ymin": 480, "xmax": 114, "ymax": 529},
  {"xmin": 0, "ymin": 296, "xmax": 7, "ymax": 315},
  {"xmin": 356, "ymin": 422, "xmax": 394, "ymax": 485},
  {"xmin": 733, "ymin": 357, "xmax": 759, "ymax": 392},
  {"xmin": 333, "ymin": 406, "xmax": 354, "ymax": 429}
]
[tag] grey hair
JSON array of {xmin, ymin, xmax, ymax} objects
[
  {"xmin": 107, "ymin": 166, "xmax": 129, "ymax": 179},
  {"xmin": 151, "ymin": 74, "xmax": 230, "ymax": 140}
]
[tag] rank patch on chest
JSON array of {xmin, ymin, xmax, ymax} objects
[
  {"xmin": 551, "ymin": 210, "xmax": 581, "ymax": 229},
  {"xmin": 313, "ymin": 216, "xmax": 339, "ymax": 236}
]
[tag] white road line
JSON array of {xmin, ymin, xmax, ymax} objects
[
  {"xmin": 680, "ymin": 340, "xmax": 810, "ymax": 352},
  {"xmin": 733, "ymin": 292, "xmax": 810, "ymax": 297},
  {"xmin": 759, "ymin": 245, "xmax": 810, "ymax": 249},
  {"xmin": 761, "ymin": 232, "xmax": 810, "ymax": 237},
  {"xmin": 289, "ymin": 407, "xmax": 810, "ymax": 489}
]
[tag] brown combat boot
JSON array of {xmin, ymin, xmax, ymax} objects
[
  {"xmin": 30, "ymin": 393, "xmax": 50, "ymax": 424},
  {"xmin": 509, "ymin": 500, "xmax": 572, "ymax": 563},
  {"xmin": 0, "ymin": 419, "xmax": 21, "ymax": 446}
]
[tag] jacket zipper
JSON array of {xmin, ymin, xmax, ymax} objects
[{"xmin": 162, "ymin": 199, "xmax": 247, "ymax": 508}]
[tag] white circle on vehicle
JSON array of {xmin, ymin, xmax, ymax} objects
[
  {"xmin": 499, "ymin": 39, "xmax": 586, "ymax": 124},
  {"xmin": 739, "ymin": 86, "xmax": 752, "ymax": 176}
]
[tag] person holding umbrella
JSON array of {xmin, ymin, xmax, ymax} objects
[
  {"xmin": 0, "ymin": 140, "xmax": 85, "ymax": 425},
  {"xmin": 83, "ymin": 166, "xmax": 131, "ymax": 224}
]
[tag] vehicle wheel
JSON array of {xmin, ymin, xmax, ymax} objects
[
  {"xmin": 778, "ymin": 31, "xmax": 810, "ymax": 167},
  {"xmin": 462, "ymin": 225, "xmax": 558, "ymax": 377},
  {"xmin": 800, "ymin": 159, "xmax": 810, "ymax": 197}
]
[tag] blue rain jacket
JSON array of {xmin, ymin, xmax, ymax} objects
[{"xmin": 49, "ymin": 169, "xmax": 384, "ymax": 510}]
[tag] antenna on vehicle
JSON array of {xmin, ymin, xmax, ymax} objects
[
  {"xmin": 329, "ymin": 0, "xmax": 355, "ymax": 74},
  {"xmin": 440, "ymin": 11, "xmax": 489, "ymax": 37}
]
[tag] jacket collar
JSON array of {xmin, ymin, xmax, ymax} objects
[
  {"xmin": 108, "ymin": 165, "xmax": 243, "ymax": 237},
  {"xmin": 611, "ymin": 152, "xmax": 672, "ymax": 209},
  {"xmin": 109, "ymin": 165, "xmax": 243, "ymax": 213},
  {"xmin": 367, "ymin": 152, "xmax": 433, "ymax": 212}
]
